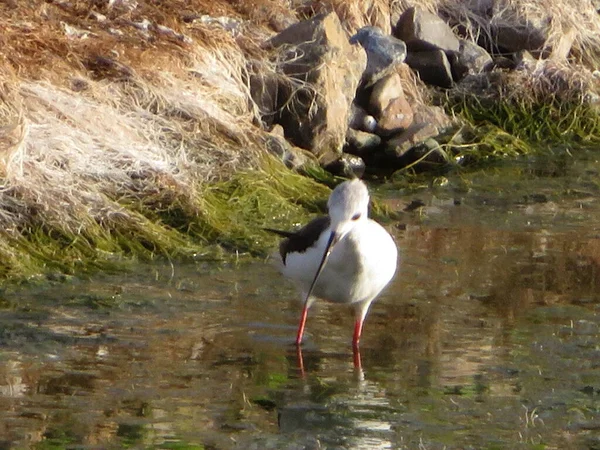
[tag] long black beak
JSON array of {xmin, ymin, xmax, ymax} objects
[{"xmin": 304, "ymin": 231, "xmax": 339, "ymax": 304}]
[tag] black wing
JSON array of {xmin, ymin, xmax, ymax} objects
[{"xmin": 265, "ymin": 216, "xmax": 330, "ymax": 265}]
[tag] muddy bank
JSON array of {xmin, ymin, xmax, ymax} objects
[{"xmin": 0, "ymin": 0, "xmax": 599, "ymax": 281}]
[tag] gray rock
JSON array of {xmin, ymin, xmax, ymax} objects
[
  {"xmin": 394, "ymin": 7, "xmax": 460, "ymax": 53},
  {"xmin": 324, "ymin": 154, "xmax": 366, "ymax": 178},
  {"xmin": 405, "ymin": 50, "xmax": 454, "ymax": 88},
  {"xmin": 385, "ymin": 104, "xmax": 452, "ymax": 159},
  {"xmin": 264, "ymin": 125, "xmax": 315, "ymax": 170},
  {"xmin": 345, "ymin": 128, "xmax": 382, "ymax": 157},
  {"xmin": 399, "ymin": 138, "xmax": 447, "ymax": 171},
  {"xmin": 446, "ymin": 51, "xmax": 470, "ymax": 82},
  {"xmin": 457, "ymin": 39, "xmax": 493, "ymax": 74},
  {"xmin": 493, "ymin": 23, "xmax": 548, "ymax": 57},
  {"xmin": 385, "ymin": 122, "xmax": 441, "ymax": 158},
  {"xmin": 387, "ymin": 134, "xmax": 448, "ymax": 172},
  {"xmin": 249, "ymin": 70, "xmax": 285, "ymax": 129},
  {"xmin": 349, "ymin": 26, "xmax": 407, "ymax": 87},
  {"xmin": 268, "ymin": 12, "xmax": 366, "ymax": 162},
  {"xmin": 513, "ymin": 50, "xmax": 538, "ymax": 69}
]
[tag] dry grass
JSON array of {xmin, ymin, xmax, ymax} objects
[
  {"xmin": 0, "ymin": 0, "xmax": 274, "ymax": 239},
  {"xmin": 440, "ymin": 0, "xmax": 600, "ymax": 67},
  {"xmin": 0, "ymin": 0, "xmax": 599, "ymax": 279},
  {"xmin": 307, "ymin": 0, "xmax": 394, "ymax": 34}
]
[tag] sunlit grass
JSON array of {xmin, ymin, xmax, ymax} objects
[{"xmin": 0, "ymin": 157, "xmax": 333, "ymax": 282}]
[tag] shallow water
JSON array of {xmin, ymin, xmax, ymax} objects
[{"xmin": 2, "ymin": 157, "xmax": 600, "ymax": 449}]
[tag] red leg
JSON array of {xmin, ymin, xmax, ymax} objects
[
  {"xmin": 295, "ymin": 304, "xmax": 309, "ymax": 346},
  {"xmin": 352, "ymin": 318, "xmax": 363, "ymax": 350},
  {"xmin": 353, "ymin": 344, "xmax": 362, "ymax": 370},
  {"xmin": 296, "ymin": 345, "xmax": 306, "ymax": 378}
]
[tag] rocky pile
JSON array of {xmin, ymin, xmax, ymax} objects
[{"xmin": 252, "ymin": 4, "xmax": 599, "ymax": 177}]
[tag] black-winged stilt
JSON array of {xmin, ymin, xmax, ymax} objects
[{"xmin": 267, "ymin": 179, "xmax": 398, "ymax": 356}]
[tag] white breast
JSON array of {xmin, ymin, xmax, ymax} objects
[{"xmin": 281, "ymin": 219, "xmax": 398, "ymax": 306}]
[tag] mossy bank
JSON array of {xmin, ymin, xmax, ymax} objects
[{"xmin": 1, "ymin": 0, "xmax": 599, "ymax": 283}]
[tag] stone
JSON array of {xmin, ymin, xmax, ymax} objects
[
  {"xmin": 264, "ymin": 125, "xmax": 315, "ymax": 170},
  {"xmin": 493, "ymin": 23, "xmax": 548, "ymax": 57},
  {"xmin": 324, "ymin": 154, "xmax": 366, "ymax": 178},
  {"xmin": 394, "ymin": 7, "xmax": 460, "ymax": 53},
  {"xmin": 376, "ymin": 96, "xmax": 413, "ymax": 136},
  {"xmin": 268, "ymin": 12, "xmax": 366, "ymax": 162},
  {"xmin": 249, "ymin": 70, "xmax": 285, "ymax": 129},
  {"xmin": 366, "ymin": 68, "xmax": 414, "ymax": 135},
  {"xmin": 490, "ymin": 55, "xmax": 518, "ymax": 70},
  {"xmin": 391, "ymin": 138, "xmax": 447, "ymax": 171},
  {"xmin": 368, "ymin": 72, "xmax": 403, "ymax": 117},
  {"xmin": 344, "ymin": 128, "xmax": 382, "ymax": 157},
  {"xmin": 513, "ymin": 50, "xmax": 538, "ymax": 69},
  {"xmin": 385, "ymin": 104, "xmax": 452, "ymax": 158},
  {"xmin": 446, "ymin": 51, "xmax": 470, "ymax": 82},
  {"xmin": 414, "ymin": 104, "xmax": 453, "ymax": 131},
  {"xmin": 268, "ymin": 13, "xmax": 298, "ymax": 33},
  {"xmin": 385, "ymin": 122, "xmax": 441, "ymax": 158},
  {"xmin": 457, "ymin": 39, "xmax": 493, "ymax": 74},
  {"xmin": 349, "ymin": 26, "xmax": 407, "ymax": 87},
  {"xmin": 349, "ymin": 103, "xmax": 378, "ymax": 132},
  {"xmin": 405, "ymin": 50, "xmax": 454, "ymax": 88}
]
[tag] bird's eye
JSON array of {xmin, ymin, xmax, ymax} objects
[{"xmin": 351, "ymin": 213, "xmax": 361, "ymax": 221}]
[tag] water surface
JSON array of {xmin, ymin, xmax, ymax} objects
[{"xmin": 1, "ymin": 156, "xmax": 600, "ymax": 449}]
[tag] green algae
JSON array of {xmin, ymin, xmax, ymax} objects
[
  {"xmin": 451, "ymin": 95, "xmax": 600, "ymax": 145},
  {"xmin": 0, "ymin": 157, "xmax": 330, "ymax": 283}
]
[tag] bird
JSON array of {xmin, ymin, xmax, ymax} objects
[{"xmin": 265, "ymin": 178, "xmax": 398, "ymax": 352}]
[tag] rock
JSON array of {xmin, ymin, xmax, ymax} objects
[
  {"xmin": 349, "ymin": 103, "xmax": 378, "ymax": 132},
  {"xmin": 268, "ymin": 13, "xmax": 298, "ymax": 33},
  {"xmin": 394, "ymin": 7, "xmax": 460, "ymax": 53},
  {"xmin": 457, "ymin": 39, "xmax": 493, "ymax": 74},
  {"xmin": 513, "ymin": 50, "xmax": 538, "ymax": 69},
  {"xmin": 249, "ymin": 70, "xmax": 285, "ymax": 129},
  {"xmin": 493, "ymin": 23, "xmax": 548, "ymax": 57},
  {"xmin": 265, "ymin": 125, "xmax": 315, "ymax": 170},
  {"xmin": 268, "ymin": 12, "xmax": 366, "ymax": 161},
  {"xmin": 349, "ymin": 26, "xmax": 407, "ymax": 87},
  {"xmin": 368, "ymin": 70, "xmax": 414, "ymax": 134},
  {"xmin": 405, "ymin": 50, "xmax": 454, "ymax": 88},
  {"xmin": 414, "ymin": 104, "xmax": 453, "ymax": 131},
  {"xmin": 446, "ymin": 51, "xmax": 470, "ymax": 82},
  {"xmin": 395, "ymin": 138, "xmax": 447, "ymax": 171},
  {"xmin": 413, "ymin": 138, "xmax": 447, "ymax": 162},
  {"xmin": 324, "ymin": 154, "xmax": 366, "ymax": 178},
  {"xmin": 385, "ymin": 122, "xmax": 441, "ymax": 158},
  {"xmin": 385, "ymin": 104, "xmax": 452, "ymax": 158},
  {"xmin": 369, "ymin": 72, "xmax": 403, "ymax": 117},
  {"xmin": 376, "ymin": 96, "xmax": 413, "ymax": 136},
  {"xmin": 490, "ymin": 55, "xmax": 518, "ymax": 70},
  {"xmin": 344, "ymin": 128, "xmax": 382, "ymax": 157}
]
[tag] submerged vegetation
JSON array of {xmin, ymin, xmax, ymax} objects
[{"xmin": 0, "ymin": 0, "xmax": 599, "ymax": 282}]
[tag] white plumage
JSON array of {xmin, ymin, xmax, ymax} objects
[{"xmin": 269, "ymin": 178, "xmax": 398, "ymax": 349}]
